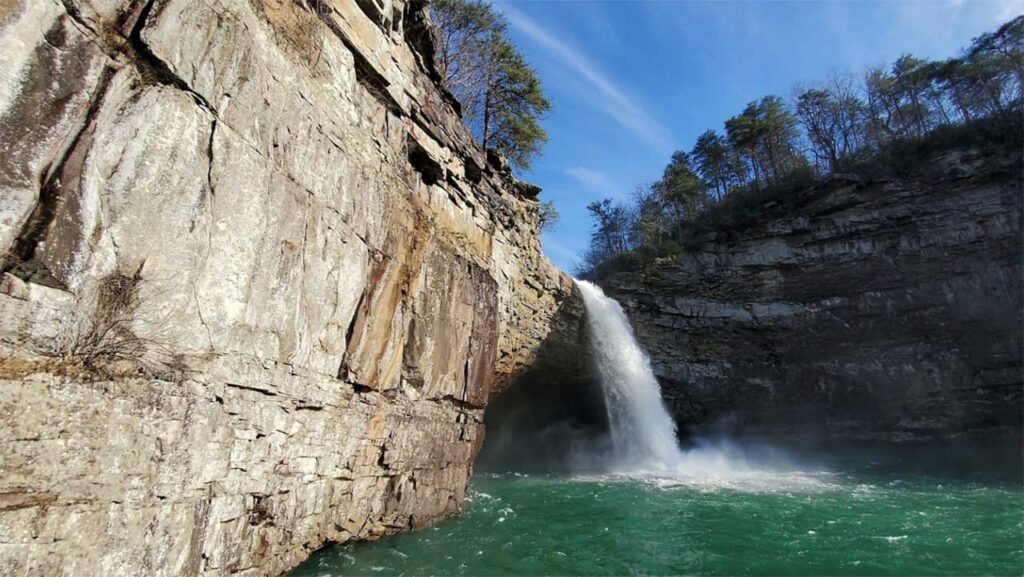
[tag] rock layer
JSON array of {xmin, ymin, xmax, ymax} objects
[
  {"xmin": 0, "ymin": 1, "xmax": 569, "ymax": 575},
  {"xmin": 604, "ymin": 149, "xmax": 1023, "ymax": 441}
]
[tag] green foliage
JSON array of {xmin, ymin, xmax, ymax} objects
[
  {"xmin": 482, "ymin": 37, "xmax": 551, "ymax": 169},
  {"xmin": 679, "ymin": 165, "xmax": 817, "ymax": 251},
  {"xmin": 586, "ymin": 199, "xmax": 630, "ymax": 256},
  {"xmin": 655, "ymin": 151, "xmax": 706, "ymax": 222},
  {"xmin": 725, "ymin": 96, "xmax": 803, "ymax": 184},
  {"xmin": 429, "ymin": 0, "xmax": 549, "ymax": 170},
  {"xmin": 579, "ymin": 15, "xmax": 1023, "ymax": 280},
  {"xmin": 834, "ymin": 106, "xmax": 1023, "ymax": 178},
  {"xmin": 692, "ymin": 129, "xmax": 745, "ymax": 199}
]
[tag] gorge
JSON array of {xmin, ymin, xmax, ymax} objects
[
  {"xmin": 294, "ymin": 246, "xmax": 1022, "ymax": 577},
  {"xmin": 0, "ymin": 1, "xmax": 1021, "ymax": 576}
]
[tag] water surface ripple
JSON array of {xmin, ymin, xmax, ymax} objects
[{"xmin": 293, "ymin": 451, "xmax": 1023, "ymax": 577}]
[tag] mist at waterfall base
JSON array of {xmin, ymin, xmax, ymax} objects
[
  {"xmin": 291, "ymin": 281, "xmax": 1023, "ymax": 576},
  {"xmin": 571, "ymin": 279, "xmax": 790, "ymax": 479},
  {"xmin": 485, "ymin": 279, "xmax": 812, "ymax": 481}
]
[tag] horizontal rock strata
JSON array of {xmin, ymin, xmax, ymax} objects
[
  {"xmin": 604, "ymin": 150, "xmax": 1023, "ymax": 440},
  {"xmin": 0, "ymin": 1, "xmax": 569, "ymax": 575}
]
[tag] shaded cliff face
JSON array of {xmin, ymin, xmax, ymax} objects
[
  {"xmin": 604, "ymin": 149, "xmax": 1023, "ymax": 441},
  {"xmin": 0, "ymin": 1, "xmax": 569, "ymax": 575},
  {"xmin": 478, "ymin": 285, "xmax": 606, "ymax": 472}
]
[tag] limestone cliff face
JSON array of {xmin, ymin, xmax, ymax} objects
[
  {"xmin": 604, "ymin": 149, "xmax": 1023, "ymax": 441},
  {"xmin": 0, "ymin": 1, "xmax": 570, "ymax": 575}
]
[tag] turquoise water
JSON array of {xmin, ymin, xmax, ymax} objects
[{"xmin": 293, "ymin": 445, "xmax": 1023, "ymax": 576}]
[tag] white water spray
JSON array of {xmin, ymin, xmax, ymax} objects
[
  {"xmin": 572, "ymin": 279, "xmax": 825, "ymax": 488},
  {"xmin": 575, "ymin": 279, "xmax": 684, "ymax": 471}
]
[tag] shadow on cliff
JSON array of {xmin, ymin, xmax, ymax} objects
[{"xmin": 478, "ymin": 287, "xmax": 612, "ymax": 473}]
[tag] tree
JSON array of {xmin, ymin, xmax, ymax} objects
[
  {"xmin": 725, "ymin": 97, "xmax": 802, "ymax": 184},
  {"xmin": 691, "ymin": 130, "xmax": 743, "ymax": 199},
  {"xmin": 725, "ymin": 102, "xmax": 767, "ymax": 186},
  {"xmin": 933, "ymin": 58, "xmax": 974, "ymax": 122},
  {"xmin": 794, "ymin": 76, "xmax": 865, "ymax": 171},
  {"xmin": 951, "ymin": 19, "xmax": 1024, "ymax": 118},
  {"xmin": 826, "ymin": 72, "xmax": 867, "ymax": 152},
  {"xmin": 795, "ymin": 88, "xmax": 838, "ymax": 170},
  {"xmin": 477, "ymin": 36, "xmax": 551, "ymax": 168},
  {"xmin": 864, "ymin": 66, "xmax": 907, "ymax": 142},
  {"xmin": 630, "ymin": 184, "xmax": 669, "ymax": 250},
  {"xmin": 757, "ymin": 95, "xmax": 803, "ymax": 178},
  {"xmin": 891, "ymin": 54, "xmax": 934, "ymax": 135},
  {"xmin": 653, "ymin": 151, "xmax": 706, "ymax": 234},
  {"xmin": 586, "ymin": 199, "xmax": 630, "ymax": 258},
  {"xmin": 430, "ymin": 0, "xmax": 503, "ymax": 120},
  {"xmin": 932, "ymin": 57, "xmax": 1006, "ymax": 123},
  {"xmin": 968, "ymin": 15, "xmax": 1023, "ymax": 99},
  {"xmin": 538, "ymin": 200, "xmax": 560, "ymax": 232},
  {"xmin": 430, "ymin": 0, "xmax": 549, "ymax": 169}
]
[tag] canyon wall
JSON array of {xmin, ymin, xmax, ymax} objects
[
  {"xmin": 0, "ymin": 0, "xmax": 570, "ymax": 575},
  {"xmin": 604, "ymin": 149, "xmax": 1023, "ymax": 441}
]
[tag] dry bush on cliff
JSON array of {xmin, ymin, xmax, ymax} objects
[{"xmin": 61, "ymin": 273, "xmax": 188, "ymax": 380}]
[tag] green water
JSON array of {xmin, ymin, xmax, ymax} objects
[{"xmin": 293, "ymin": 445, "xmax": 1023, "ymax": 576}]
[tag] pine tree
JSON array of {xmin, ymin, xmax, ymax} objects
[
  {"xmin": 430, "ymin": 0, "xmax": 549, "ymax": 170},
  {"xmin": 654, "ymin": 151, "xmax": 706, "ymax": 239},
  {"xmin": 691, "ymin": 130, "xmax": 736, "ymax": 200},
  {"xmin": 478, "ymin": 36, "xmax": 550, "ymax": 169}
]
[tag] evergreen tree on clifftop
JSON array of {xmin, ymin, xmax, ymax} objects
[{"xmin": 430, "ymin": 0, "xmax": 550, "ymax": 170}]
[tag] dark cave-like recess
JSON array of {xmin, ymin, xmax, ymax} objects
[{"xmin": 478, "ymin": 288, "xmax": 610, "ymax": 472}]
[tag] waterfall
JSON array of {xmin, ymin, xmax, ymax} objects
[{"xmin": 575, "ymin": 279, "xmax": 684, "ymax": 471}]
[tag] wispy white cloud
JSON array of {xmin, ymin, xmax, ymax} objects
[
  {"xmin": 499, "ymin": 4, "xmax": 676, "ymax": 154},
  {"xmin": 564, "ymin": 166, "xmax": 623, "ymax": 198}
]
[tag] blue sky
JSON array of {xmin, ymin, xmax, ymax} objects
[{"xmin": 489, "ymin": 0, "xmax": 1023, "ymax": 272}]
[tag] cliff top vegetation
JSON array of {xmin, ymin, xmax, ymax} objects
[
  {"xmin": 578, "ymin": 16, "xmax": 1023, "ymax": 280},
  {"xmin": 429, "ymin": 0, "xmax": 550, "ymax": 171}
]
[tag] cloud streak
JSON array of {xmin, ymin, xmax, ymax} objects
[{"xmin": 500, "ymin": 4, "xmax": 676, "ymax": 154}]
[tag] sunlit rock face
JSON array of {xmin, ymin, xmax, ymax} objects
[
  {"xmin": 603, "ymin": 150, "xmax": 1023, "ymax": 442},
  {"xmin": 0, "ymin": 1, "xmax": 571, "ymax": 575}
]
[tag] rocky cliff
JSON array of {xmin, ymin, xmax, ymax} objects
[
  {"xmin": 604, "ymin": 149, "xmax": 1023, "ymax": 441},
  {"xmin": 0, "ymin": 1, "xmax": 571, "ymax": 575}
]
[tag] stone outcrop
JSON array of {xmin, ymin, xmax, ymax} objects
[
  {"xmin": 603, "ymin": 149, "xmax": 1023, "ymax": 441},
  {"xmin": 0, "ymin": 1, "xmax": 570, "ymax": 575}
]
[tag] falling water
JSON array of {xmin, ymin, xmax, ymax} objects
[
  {"xmin": 575, "ymin": 279, "xmax": 684, "ymax": 471},
  {"xmin": 293, "ymin": 287, "xmax": 1023, "ymax": 577}
]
